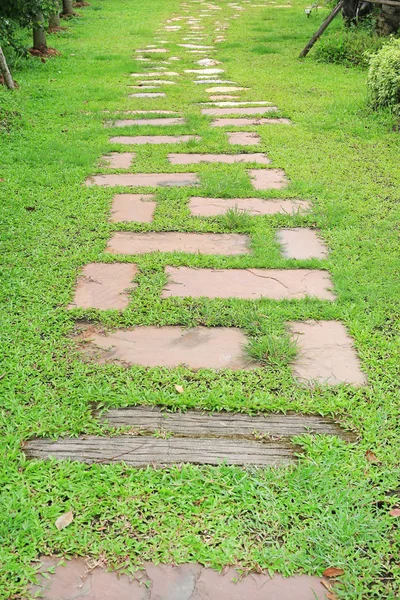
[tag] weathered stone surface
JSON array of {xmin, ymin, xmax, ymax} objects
[
  {"xmin": 288, "ymin": 321, "xmax": 367, "ymax": 386},
  {"xmin": 135, "ymin": 48, "xmax": 169, "ymax": 53},
  {"xmin": 86, "ymin": 173, "xmax": 200, "ymax": 187},
  {"xmin": 185, "ymin": 68, "xmax": 224, "ymax": 74},
  {"xmin": 100, "ymin": 152, "xmax": 135, "ymax": 169},
  {"xmin": 168, "ymin": 153, "xmax": 270, "ymax": 164},
  {"xmin": 31, "ymin": 558, "xmax": 328, "ymax": 600},
  {"xmin": 212, "ymin": 117, "xmax": 291, "ymax": 126},
  {"xmin": 203, "ymin": 101, "xmax": 273, "ymax": 106},
  {"xmin": 75, "ymin": 326, "xmax": 258, "ymax": 370},
  {"xmin": 227, "ymin": 132, "xmax": 261, "ymax": 145},
  {"xmin": 110, "ymin": 194, "xmax": 156, "ymax": 223},
  {"xmin": 178, "ymin": 43, "xmax": 214, "ymax": 48},
  {"xmin": 109, "ymin": 135, "xmax": 200, "ymax": 145},
  {"xmin": 202, "ymin": 106, "xmax": 278, "ymax": 115},
  {"xmin": 162, "ymin": 267, "xmax": 336, "ymax": 300},
  {"xmin": 209, "ymin": 95, "xmax": 239, "ymax": 100},
  {"xmin": 131, "ymin": 72, "xmax": 179, "ymax": 76},
  {"xmin": 113, "ymin": 118, "xmax": 186, "ymax": 127},
  {"xmin": 106, "ymin": 232, "xmax": 250, "ymax": 255},
  {"xmin": 249, "ymin": 168, "xmax": 288, "ymax": 190},
  {"xmin": 189, "ymin": 196, "xmax": 310, "ymax": 216},
  {"xmin": 277, "ymin": 228, "xmax": 329, "ymax": 259},
  {"xmin": 129, "ymin": 93, "xmax": 166, "ymax": 98},
  {"xmin": 206, "ymin": 86, "xmax": 246, "ymax": 92},
  {"xmin": 130, "ymin": 85, "xmax": 161, "ymax": 90},
  {"xmin": 68, "ymin": 263, "xmax": 137, "ymax": 310}
]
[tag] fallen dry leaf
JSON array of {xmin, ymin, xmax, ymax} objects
[
  {"xmin": 365, "ymin": 450, "xmax": 380, "ymax": 463},
  {"xmin": 175, "ymin": 385, "xmax": 184, "ymax": 394},
  {"xmin": 326, "ymin": 593, "xmax": 338, "ymax": 600},
  {"xmin": 389, "ymin": 508, "xmax": 400, "ymax": 517},
  {"xmin": 321, "ymin": 580, "xmax": 333, "ymax": 592},
  {"xmin": 55, "ymin": 511, "xmax": 74, "ymax": 530},
  {"xmin": 322, "ymin": 567, "xmax": 345, "ymax": 578}
]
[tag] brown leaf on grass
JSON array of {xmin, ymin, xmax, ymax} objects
[
  {"xmin": 322, "ymin": 567, "xmax": 345, "ymax": 578},
  {"xmin": 175, "ymin": 385, "xmax": 184, "ymax": 394},
  {"xmin": 55, "ymin": 511, "xmax": 74, "ymax": 530},
  {"xmin": 321, "ymin": 580, "xmax": 333, "ymax": 592},
  {"xmin": 365, "ymin": 450, "xmax": 380, "ymax": 463},
  {"xmin": 326, "ymin": 593, "xmax": 338, "ymax": 600},
  {"xmin": 389, "ymin": 508, "xmax": 400, "ymax": 517}
]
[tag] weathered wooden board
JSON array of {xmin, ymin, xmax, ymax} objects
[
  {"xmin": 24, "ymin": 436, "xmax": 294, "ymax": 466},
  {"xmin": 101, "ymin": 407, "xmax": 355, "ymax": 441}
]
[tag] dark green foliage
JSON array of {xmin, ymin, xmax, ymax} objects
[{"xmin": 314, "ymin": 25, "xmax": 387, "ymax": 68}]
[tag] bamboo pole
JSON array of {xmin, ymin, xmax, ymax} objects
[
  {"xmin": 0, "ymin": 46, "xmax": 15, "ymax": 90},
  {"xmin": 299, "ymin": 0, "xmax": 344, "ymax": 58}
]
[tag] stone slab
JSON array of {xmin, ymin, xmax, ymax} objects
[
  {"xmin": 86, "ymin": 173, "xmax": 200, "ymax": 187},
  {"xmin": 209, "ymin": 95, "xmax": 239, "ymax": 100},
  {"xmin": 162, "ymin": 267, "xmax": 335, "ymax": 300},
  {"xmin": 206, "ymin": 86, "xmax": 247, "ymax": 92},
  {"xmin": 185, "ymin": 68, "xmax": 224, "ymax": 73},
  {"xmin": 31, "ymin": 558, "xmax": 328, "ymax": 599},
  {"xmin": 110, "ymin": 193, "xmax": 156, "ymax": 223},
  {"xmin": 168, "ymin": 153, "xmax": 270, "ymax": 164},
  {"xmin": 212, "ymin": 117, "xmax": 291, "ymax": 126},
  {"xmin": 277, "ymin": 228, "xmax": 329, "ymax": 259},
  {"xmin": 113, "ymin": 118, "xmax": 186, "ymax": 127},
  {"xmin": 131, "ymin": 72, "xmax": 179, "ymax": 76},
  {"xmin": 227, "ymin": 132, "xmax": 261, "ymax": 145},
  {"xmin": 189, "ymin": 196, "xmax": 310, "ymax": 216},
  {"xmin": 203, "ymin": 101, "xmax": 273, "ymax": 106},
  {"xmin": 109, "ymin": 135, "xmax": 200, "ymax": 145},
  {"xmin": 106, "ymin": 232, "xmax": 250, "ymax": 255},
  {"xmin": 68, "ymin": 263, "xmax": 137, "ymax": 310},
  {"xmin": 249, "ymin": 169, "xmax": 289, "ymax": 190},
  {"xmin": 135, "ymin": 48, "xmax": 169, "ymax": 53},
  {"xmin": 289, "ymin": 321, "xmax": 367, "ymax": 386},
  {"xmin": 178, "ymin": 43, "xmax": 214, "ymax": 48},
  {"xmin": 129, "ymin": 93, "xmax": 166, "ymax": 98},
  {"xmin": 130, "ymin": 86, "xmax": 161, "ymax": 90},
  {"xmin": 100, "ymin": 152, "xmax": 135, "ymax": 169},
  {"xmin": 202, "ymin": 106, "xmax": 278, "ymax": 115}
]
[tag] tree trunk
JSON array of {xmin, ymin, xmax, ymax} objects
[
  {"xmin": 49, "ymin": 13, "xmax": 61, "ymax": 28},
  {"xmin": 342, "ymin": 0, "xmax": 360, "ymax": 24},
  {"xmin": 33, "ymin": 12, "xmax": 47, "ymax": 50},
  {"xmin": 0, "ymin": 46, "xmax": 15, "ymax": 89},
  {"xmin": 376, "ymin": 4, "xmax": 400, "ymax": 34},
  {"xmin": 62, "ymin": 0, "xmax": 74, "ymax": 15}
]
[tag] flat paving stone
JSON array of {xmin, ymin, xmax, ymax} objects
[
  {"xmin": 197, "ymin": 58, "xmax": 221, "ymax": 65},
  {"xmin": 185, "ymin": 67, "xmax": 224, "ymax": 74},
  {"xmin": 106, "ymin": 232, "xmax": 250, "ymax": 255},
  {"xmin": 203, "ymin": 101, "xmax": 273, "ymax": 106},
  {"xmin": 163, "ymin": 267, "xmax": 335, "ymax": 300},
  {"xmin": 86, "ymin": 173, "xmax": 200, "ymax": 187},
  {"xmin": 116, "ymin": 110, "xmax": 178, "ymax": 114},
  {"xmin": 130, "ymin": 85, "xmax": 161, "ymax": 90},
  {"xmin": 212, "ymin": 117, "xmax": 291, "ymax": 126},
  {"xmin": 288, "ymin": 320, "xmax": 367, "ymax": 386},
  {"xmin": 168, "ymin": 152, "xmax": 270, "ymax": 164},
  {"xmin": 131, "ymin": 72, "xmax": 180, "ymax": 76},
  {"xmin": 68, "ymin": 263, "xmax": 137, "ymax": 310},
  {"xmin": 277, "ymin": 228, "xmax": 329, "ymax": 259},
  {"xmin": 100, "ymin": 152, "xmax": 135, "ymax": 168},
  {"xmin": 206, "ymin": 86, "xmax": 247, "ymax": 92},
  {"xmin": 109, "ymin": 135, "xmax": 200, "ymax": 145},
  {"xmin": 110, "ymin": 193, "xmax": 156, "ymax": 222},
  {"xmin": 135, "ymin": 48, "xmax": 169, "ymax": 53},
  {"xmin": 202, "ymin": 106, "xmax": 277, "ymax": 115},
  {"xmin": 249, "ymin": 168, "xmax": 289, "ymax": 190},
  {"xmin": 189, "ymin": 196, "xmax": 310, "ymax": 216},
  {"xmin": 209, "ymin": 95, "xmax": 239, "ymax": 100},
  {"xmin": 129, "ymin": 93, "xmax": 166, "ymax": 98},
  {"xmin": 112, "ymin": 118, "xmax": 186, "ymax": 127},
  {"xmin": 178, "ymin": 43, "xmax": 214, "ymax": 48},
  {"xmin": 227, "ymin": 131, "xmax": 261, "ymax": 145},
  {"xmin": 31, "ymin": 558, "xmax": 328, "ymax": 599}
]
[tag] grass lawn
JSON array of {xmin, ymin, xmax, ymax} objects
[{"xmin": 0, "ymin": 0, "xmax": 399, "ymax": 597}]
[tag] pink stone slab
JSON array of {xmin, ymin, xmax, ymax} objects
[
  {"xmin": 202, "ymin": 106, "xmax": 278, "ymax": 115},
  {"xmin": 206, "ymin": 87, "xmax": 247, "ymax": 93},
  {"xmin": 81, "ymin": 326, "xmax": 258, "ymax": 370},
  {"xmin": 110, "ymin": 194, "xmax": 156, "ymax": 223},
  {"xmin": 86, "ymin": 173, "xmax": 200, "ymax": 187},
  {"xmin": 109, "ymin": 135, "xmax": 200, "ymax": 145},
  {"xmin": 227, "ymin": 132, "xmax": 261, "ymax": 145},
  {"xmin": 129, "ymin": 93, "xmax": 166, "ymax": 98},
  {"xmin": 106, "ymin": 232, "xmax": 250, "ymax": 255},
  {"xmin": 277, "ymin": 228, "xmax": 329, "ymax": 259},
  {"xmin": 131, "ymin": 72, "xmax": 179, "ymax": 76},
  {"xmin": 212, "ymin": 117, "xmax": 291, "ymax": 126},
  {"xmin": 135, "ymin": 48, "xmax": 169, "ymax": 53},
  {"xmin": 101, "ymin": 152, "xmax": 135, "ymax": 169},
  {"xmin": 113, "ymin": 118, "xmax": 186, "ymax": 127},
  {"xmin": 115, "ymin": 111, "xmax": 178, "ymax": 115},
  {"xmin": 289, "ymin": 321, "xmax": 367, "ymax": 386},
  {"xmin": 189, "ymin": 196, "xmax": 310, "ymax": 216},
  {"xmin": 163, "ymin": 267, "xmax": 336, "ymax": 300},
  {"xmin": 249, "ymin": 169, "xmax": 289, "ymax": 190},
  {"xmin": 68, "ymin": 263, "xmax": 137, "ymax": 310},
  {"xmin": 168, "ymin": 153, "xmax": 270, "ymax": 164},
  {"xmin": 209, "ymin": 95, "xmax": 240, "ymax": 100}
]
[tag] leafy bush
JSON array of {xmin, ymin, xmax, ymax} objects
[
  {"xmin": 314, "ymin": 26, "xmax": 386, "ymax": 68},
  {"xmin": 367, "ymin": 38, "xmax": 400, "ymax": 112}
]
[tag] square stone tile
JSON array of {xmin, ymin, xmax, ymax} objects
[
  {"xmin": 110, "ymin": 194, "xmax": 156, "ymax": 222},
  {"xmin": 100, "ymin": 153, "xmax": 135, "ymax": 169},
  {"xmin": 277, "ymin": 228, "xmax": 329, "ymax": 259},
  {"xmin": 227, "ymin": 132, "xmax": 261, "ymax": 145},
  {"xmin": 68, "ymin": 263, "xmax": 138, "ymax": 310},
  {"xmin": 249, "ymin": 168, "xmax": 289, "ymax": 190}
]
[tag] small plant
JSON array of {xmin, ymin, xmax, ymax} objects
[
  {"xmin": 314, "ymin": 25, "xmax": 385, "ymax": 68},
  {"xmin": 246, "ymin": 333, "xmax": 297, "ymax": 368},
  {"xmin": 220, "ymin": 206, "xmax": 251, "ymax": 230},
  {"xmin": 367, "ymin": 37, "xmax": 400, "ymax": 113}
]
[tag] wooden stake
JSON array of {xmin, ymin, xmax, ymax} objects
[
  {"xmin": 299, "ymin": 0, "xmax": 344, "ymax": 59},
  {"xmin": 0, "ymin": 46, "xmax": 15, "ymax": 90}
]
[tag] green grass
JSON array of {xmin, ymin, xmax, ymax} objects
[{"xmin": 1, "ymin": 0, "xmax": 400, "ymax": 598}]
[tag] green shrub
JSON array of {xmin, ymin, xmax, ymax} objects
[
  {"xmin": 314, "ymin": 26, "xmax": 385, "ymax": 68},
  {"xmin": 367, "ymin": 38, "xmax": 400, "ymax": 112}
]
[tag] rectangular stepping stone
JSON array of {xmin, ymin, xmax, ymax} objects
[
  {"xmin": 185, "ymin": 68, "xmax": 224, "ymax": 74},
  {"xmin": 135, "ymin": 48, "xmax": 169, "ymax": 53},
  {"xmin": 109, "ymin": 135, "xmax": 200, "ymax": 145},
  {"xmin": 86, "ymin": 173, "xmax": 199, "ymax": 187},
  {"xmin": 68, "ymin": 263, "xmax": 137, "ymax": 310},
  {"xmin": 277, "ymin": 228, "xmax": 328, "ymax": 259},
  {"xmin": 162, "ymin": 267, "xmax": 335, "ymax": 300},
  {"xmin": 206, "ymin": 86, "xmax": 247, "ymax": 92},
  {"xmin": 131, "ymin": 71, "xmax": 180, "ymax": 77},
  {"xmin": 102, "ymin": 406, "xmax": 355, "ymax": 441},
  {"xmin": 212, "ymin": 117, "xmax": 291, "ymax": 126},
  {"xmin": 249, "ymin": 168, "xmax": 288, "ymax": 190},
  {"xmin": 227, "ymin": 132, "xmax": 261, "ymax": 145},
  {"xmin": 106, "ymin": 232, "xmax": 250, "ymax": 255},
  {"xmin": 129, "ymin": 93, "xmax": 166, "ymax": 98},
  {"xmin": 134, "ymin": 80, "xmax": 177, "ymax": 85},
  {"xmin": 203, "ymin": 101, "xmax": 273, "ymax": 106},
  {"xmin": 197, "ymin": 80, "xmax": 237, "ymax": 85},
  {"xmin": 178, "ymin": 43, "xmax": 214, "ymax": 48},
  {"xmin": 197, "ymin": 58, "xmax": 221, "ymax": 65},
  {"xmin": 24, "ymin": 436, "xmax": 292, "ymax": 466},
  {"xmin": 130, "ymin": 85, "xmax": 161, "ymax": 90},
  {"xmin": 112, "ymin": 118, "xmax": 186, "ymax": 127},
  {"xmin": 74, "ymin": 325, "xmax": 259, "ymax": 370},
  {"xmin": 288, "ymin": 321, "xmax": 367, "ymax": 386},
  {"xmin": 202, "ymin": 106, "xmax": 278, "ymax": 115},
  {"xmin": 209, "ymin": 95, "xmax": 239, "ymax": 100},
  {"xmin": 189, "ymin": 196, "xmax": 310, "ymax": 216},
  {"xmin": 115, "ymin": 110, "xmax": 178, "ymax": 114},
  {"xmin": 101, "ymin": 152, "xmax": 135, "ymax": 169},
  {"xmin": 110, "ymin": 193, "xmax": 156, "ymax": 223},
  {"xmin": 168, "ymin": 153, "xmax": 270, "ymax": 164}
]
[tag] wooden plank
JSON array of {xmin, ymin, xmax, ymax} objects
[
  {"xmin": 100, "ymin": 407, "xmax": 355, "ymax": 441},
  {"xmin": 24, "ymin": 436, "xmax": 295, "ymax": 466}
]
